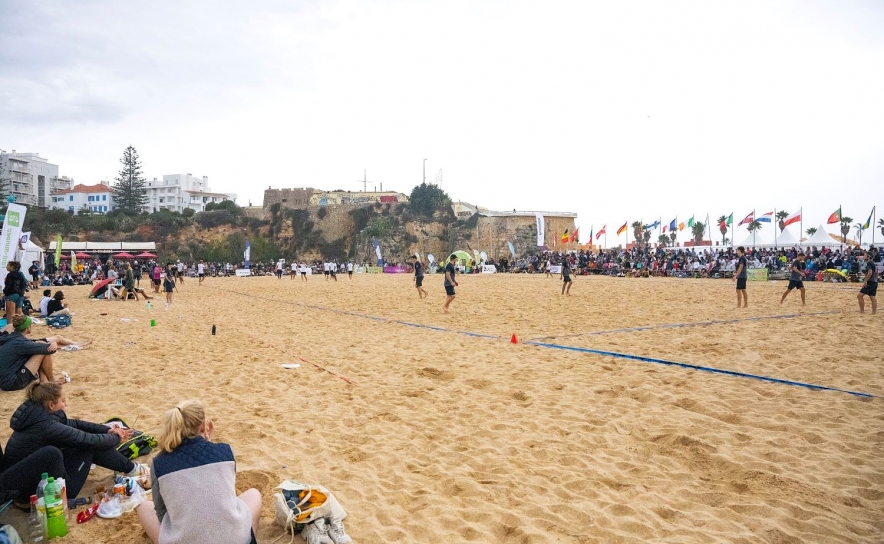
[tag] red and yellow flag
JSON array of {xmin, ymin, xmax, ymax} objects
[{"xmin": 616, "ymin": 223, "xmax": 628, "ymax": 236}]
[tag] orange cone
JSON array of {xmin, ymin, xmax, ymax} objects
[{"xmin": 510, "ymin": 334, "xmax": 518, "ymax": 344}]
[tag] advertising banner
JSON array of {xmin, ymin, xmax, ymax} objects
[
  {"xmin": 548, "ymin": 265, "xmax": 562, "ymax": 274},
  {"xmin": 383, "ymin": 265, "xmax": 408, "ymax": 274},
  {"xmin": 235, "ymin": 268, "xmax": 252, "ymax": 277},
  {"xmin": 243, "ymin": 240, "xmax": 251, "ymax": 268},
  {"xmin": 481, "ymin": 264, "xmax": 497, "ymax": 273},
  {"xmin": 0, "ymin": 203, "xmax": 27, "ymax": 283},
  {"xmin": 371, "ymin": 238, "xmax": 383, "ymax": 266},
  {"xmin": 747, "ymin": 268, "xmax": 769, "ymax": 281},
  {"xmin": 535, "ymin": 213, "xmax": 544, "ymax": 247}
]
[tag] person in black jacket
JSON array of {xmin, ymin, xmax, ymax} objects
[
  {"xmin": 4, "ymin": 382, "xmax": 151, "ymax": 498},
  {"xmin": 3, "ymin": 261, "xmax": 28, "ymax": 325},
  {"xmin": 0, "ymin": 315, "xmax": 59, "ymax": 391}
]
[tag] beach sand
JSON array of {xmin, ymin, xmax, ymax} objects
[{"xmin": 0, "ymin": 273, "xmax": 881, "ymax": 543}]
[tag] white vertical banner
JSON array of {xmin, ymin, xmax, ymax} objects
[
  {"xmin": 0, "ymin": 203, "xmax": 28, "ymax": 283},
  {"xmin": 535, "ymin": 212, "xmax": 545, "ymax": 247}
]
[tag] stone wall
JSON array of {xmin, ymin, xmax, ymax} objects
[
  {"xmin": 262, "ymin": 188, "xmax": 315, "ymax": 216},
  {"xmin": 460, "ymin": 215, "xmax": 576, "ymax": 258}
]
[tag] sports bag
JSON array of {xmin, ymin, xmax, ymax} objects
[
  {"xmin": 104, "ymin": 417, "xmax": 158, "ymax": 460},
  {"xmin": 45, "ymin": 315, "xmax": 72, "ymax": 328}
]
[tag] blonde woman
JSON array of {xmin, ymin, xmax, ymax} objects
[{"xmin": 136, "ymin": 400, "xmax": 261, "ymax": 544}]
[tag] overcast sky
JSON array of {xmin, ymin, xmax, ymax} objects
[{"xmin": 1, "ymin": 0, "xmax": 882, "ymax": 245}]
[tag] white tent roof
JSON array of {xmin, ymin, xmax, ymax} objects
[
  {"xmin": 805, "ymin": 225, "xmax": 837, "ymax": 247},
  {"xmin": 47, "ymin": 241, "xmax": 156, "ymax": 251},
  {"xmin": 738, "ymin": 229, "xmax": 770, "ymax": 247},
  {"xmin": 772, "ymin": 227, "xmax": 799, "ymax": 247}
]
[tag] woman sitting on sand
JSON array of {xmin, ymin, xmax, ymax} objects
[
  {"xmin": 3, "ymin": 381, "xmax": 150, "ymax": 500},
  {"xmin": 0, "ymin": 316, "xmax": 62, "ymax": 391},
  {"xmin": 136, "ymin": 400, "xmax": 261, "ymax": 544},
  {"xmin": 46, "ymin": 291, "xmax": 72, "ymax": 317}
]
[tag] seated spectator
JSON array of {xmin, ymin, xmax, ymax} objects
[
  {"xmin": 0, "ymin": 441, "xmax": 66, "ymax": 509},
  {"xmin": 39, "ymin": 289, "xmax": 53, "ymax": 317},
  {"xmin": 136, "ymin": 400, "xmax": 261, "ymax": 544},
  {"xmin": 46, "ymin": 291, "xmax": 72, "ymax": 317},
  {"xmin": 0, "ymin": 316, "xmax": 59, "ymax": 391},
  {"xmin": 3, "ymin": 382, "xmax": 150, "ymax": 500}
]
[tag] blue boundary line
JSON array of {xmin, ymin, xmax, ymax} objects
[
  {"xmin": 526, "ymin": 311, "xmax": 841, "ymax": 342},
  {"xmin": 219, "ymin": 288, "xmax": 874, "ymax": 399},
  {"xmin": 520, "ymin": 340, "xmax": 875, "ymax": 398}
]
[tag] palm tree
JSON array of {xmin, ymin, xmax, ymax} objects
[
  {"xmin": 691, "ymin": 222, "xmax": 705, "ymax": 244},
  {"xmin": 854, "ymin": 223, "xmax": 864, "ymax": 245},
  {"xmin": 878, "ymin": 218, "xmax": 884, "ymax": 238},
  {"xmin": 747, "ymin": 220, "xmax": 762, "ymax": 232},
  {"xmin": 839, "ymin": 216, "xmax": 853, "ymax": 244},
  {"xmin": 806, "ymin": 227, "xmax": 817, "ymax": 237},
  {"xmin": 631, "ymin": 221, "xmax": 643, "ymax": 247},
  {"xmin": 657, "ymin": 234, "xmax": 669, "ymax": 247},
  {"xmin": 717, "ymin": 215, "xmax": 728, "ymax": 245},
  {"xmin": 776, "ymin": 210, "xmax": 789, "ymax": 232},
  {"xmin": 669, "ymin": 231, "xmax": 677, "ymax": 246},
  {"xmin": 642, "ymin": 230, "xmax": 652, "ymax": 247}
]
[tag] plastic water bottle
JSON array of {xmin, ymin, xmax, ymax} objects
[
  {"xmin": 147, "ymin": 301, "xmax": 152, "ymax": 311},
  {"xmin": 28, "ymin": 494, "xmax": 46, "ymax": 543},
  {"xmin": 35, "ymin": 472, "xmax": 49, "ymax": 503},
  {"xmin": 43, "ymin": 477, "xmax": 68, "ymax": 539}
]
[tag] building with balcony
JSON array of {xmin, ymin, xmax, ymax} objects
[
  {"xmin": 0, "ymin": 150, "xmax": 73, "ymax": 207},
  {"xmin": 146, "ymin": 173, "xmax": 236, "ymax": 213},
  {"xmin": 49, "ymin": 182, "xmax": 115, "ymax": 214}
]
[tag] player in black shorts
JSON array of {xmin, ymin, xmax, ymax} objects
[
  {"xmin": 442, "ymin": 254, "xmax": 458, "ymax": 312},
  {"xmin": 560, "ymin": 260, "xmax": 573, "ymax": 295},
  {"xmin": 733, "ymin": 246, "xmax": 748, "ymax": 308},
  {"xmin": 780, "ymin": 252, "xmax": 806, "ymax": 306},
  {"xmin": 413, "ymin": 255, "xmax": 428, "ymax": 299},
  {"xmin": 857, "ymin": 250, "xmax": 878, "ymax": 314}
]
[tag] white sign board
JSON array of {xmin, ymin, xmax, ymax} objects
[
  {"xmin": 548, "ymin": 265, "xmax": 562, "ymax": 274},
  {"xmin": 481, "ymin": 264, "xmax": 497, "ymax": 274},
  {"xmin": 235, "ymin": 268, "xmax": 252, "ymax": 277}
]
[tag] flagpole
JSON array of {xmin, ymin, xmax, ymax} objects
[
  {"xmin": 873, "ymin": 207, "xmax": 876, "ymax": 246},
  {"xmin": 752, "ymin": 209, "xmax": 756, "ymax": 249},
  {"xmin": 800, "ymin": 207, "xmax": 803, "ymax": 247},
  {"xmin": 774, "ymin": 208, "xmax": 778, "ymax": 248}
]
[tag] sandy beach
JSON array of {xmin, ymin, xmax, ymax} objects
[{"xmin": 1, "ymin": 273, "xmax": 881, "ymax": 543}]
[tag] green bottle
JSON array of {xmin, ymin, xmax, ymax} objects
[{"xmin": 43, "ymin": 477, "xmax": 68, "ymax": 539}]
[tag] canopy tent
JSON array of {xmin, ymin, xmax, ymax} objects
[
  {"xmin": 805, "ymin": 225, "xmax": 837, "ymax": 247},
  {"xmin": 113, "ymin": 252, "xmax": 135, "ymax": 259},
  {"xmin": 737, "ymin": 230, "xmax": 770, "ymax": 248},
  {"xmin": 135, "ymin": 252, "xmax": 156, "ymax": 258},
  {"xmin": 74, "ymin": 252, "xmax": 91, "ymax": 258},
  {"xmin": 20, "ymin": 241, "xmax": 44, "ymax": 266},
  {"xmin": 771, "ymin": 227, "xmax": 799, "ymax": 247},
  {"xmin": 451, "ymin": 250, "xmax": 473, "ymax": 264}
]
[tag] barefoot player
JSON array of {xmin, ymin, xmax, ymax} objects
[
  {"xmin": 780, "ymin": 252, "xmax": 806, "ymax": 305},
  {"xmin": 413, "ymin": 255, "xmax": 428, "ymax": 299},
  {"xmin": 857, "ymin": 250, "xmax": 878, "ymax": 314},
  {"xmin": 733, "ymin": 246, "xmax": 748, "ymax": 308},
  {"xmin": 442, "ymin": 254, "xmax": 458, "ymax": 313}
]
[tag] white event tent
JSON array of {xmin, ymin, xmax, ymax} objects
[{"xmin": 805, "ymin": 225, "xmax": 837, "ymax": 247}]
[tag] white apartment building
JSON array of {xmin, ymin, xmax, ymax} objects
[
  {"xmin": 146, "ymin": 173, "xmax": 236, "ymax": 213},
  {"xmin": 49, "ymin": 182, "xmax": 114, "ymax": 214},
  {"xmin": 0, "ymin": 149, "xmax": 73, "ymax": 207}
]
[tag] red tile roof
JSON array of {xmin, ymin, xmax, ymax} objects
[{"xmin": 54, "ymin": 183, "xmax": 111, "ymax": 195}]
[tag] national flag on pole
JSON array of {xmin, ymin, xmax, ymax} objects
[
  {"xmin": 587, "ymin": 228, "xmax": 592, "ymax": 244},
  {"xmin": 757, "ymin": 211, "xmax": 773, "ymax": 223},
  {"xmin": 662, "ymin": 224, "xmax": 667, "ymax": 233},
  {"xmin": 643, "ymin": 220, "xmax": 660, "ymax": 230},
  {"xmin": 738, "ymin": 212, "xmax": 754, "ymax": 226},
  {"xmin": 596, "ymin": 225, "xmax": 606, "ymax": 240},
  {"xmin": 561, "ymin": 229, "xmax": 569, "ymax": 243},
  {"xmin": 783, "ymin": 209, "xmax": 801, "ymax": 228},
  {"xmin": 687, "ymin": 217, "xmax": 695, "ymax": 228},
  {"xmin": 827, "ymin": 207, "xmax": 841, "ymax": 224},
  {"xmin": 726, "ymin": 213, "xmax": 733, "ymax": 226},
  {"xmin": 678, "ymin": 221, "xmax": 685, "ymax": 231},
  {"xmin": 570, "ymin": 228, "xmax": 578, "ymax": 243},
  {"xmin": 668, "ymin": 218, "xmax": 677, "ymax": 232},
  {"xmin": 616, "ymin": 223, "xmax": 628, "ymax": 236},
  {"xmin": 863, "ymin": 207, "xmax": 874, "ymax": 230}
]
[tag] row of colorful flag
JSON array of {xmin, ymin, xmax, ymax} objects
[{"xmin": 552, "ymin": 206, "xmax": 876, "ymax": 244}]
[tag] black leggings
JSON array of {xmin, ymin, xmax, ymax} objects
[
  {"xmin": 61, "ymin": 447, "xmax": 134, "ymax": 498},
  {"xmin": 0, "ymin": 446, "xmax": 66, "ymax": 502}
]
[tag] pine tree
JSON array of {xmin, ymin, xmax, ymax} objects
[{"xmin": 112, "ymin": 146, "xmax": 148, "ymax": 213}]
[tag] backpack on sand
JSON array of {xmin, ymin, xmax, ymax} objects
[
  {"xmin": 45, "ymin": 315, "xmax": 72, "ymax": 328},
  {"xmin": 103, "ymin": 417, "xmax": 158, "ymax": 460}
]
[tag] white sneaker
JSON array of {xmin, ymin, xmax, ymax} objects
[
  {"xmin": 328, "ymin": 518, "xmax": 353, "ymax": 544},
  {"xmin": 301, "ymin": 519, "xmax": 333, "ymax": 544}
]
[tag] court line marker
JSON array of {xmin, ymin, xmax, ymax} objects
[{"xmin": 218, "ymin": 287, "xmax": 873, "ymax": 399}]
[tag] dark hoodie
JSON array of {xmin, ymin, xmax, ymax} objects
[
  {"xmin": 2, "ymin": 400, "xmax": 119, "ymax": 470},
  {"xmin": 0, "ymin": 332, "xmax": 56, "ymax": 391}
]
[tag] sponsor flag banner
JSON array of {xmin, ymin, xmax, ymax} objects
[
  {"xmin": 507, "ymin": 241, "xmax": 516, "ymax": 258},
  {"xmin": 54, "ymin": 235, "xmax": 63, "ymax": 267},
  {"xmin": 371, "ymin": 238, "xmax": 383, "ymax": 266},
  {"xmin": 826, "ymin": 207, "xmax": 841, "ymax": 224},
  {"xmin": 738, "ymin": 212, "xmax": 754, "ymax": 226},
  {"xmin": 0, "ymin": 203, "xmax": 27, "ymax": 283},
  {"xmin": 534, "ymin": 213, "xmax": 544, "ymax": 247},
  {"xmin": 243, "ymin": 240, "xmax": 251, "ymax": 268},
  {"xmin": 71, "ymin": 251, "xmax": 77, "ymax": 271}
]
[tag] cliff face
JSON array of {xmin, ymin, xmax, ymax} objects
[{"xmin": 43, "ymin": 205, "xmax": 574, "ymax": 264}]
